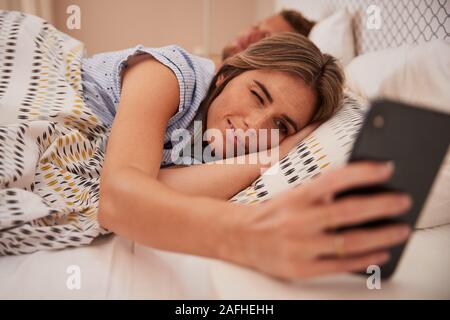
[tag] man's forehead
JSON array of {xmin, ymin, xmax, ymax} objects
[{"xmin": 259, "ymin": 14, "xmax": 294, "ymax": 32}]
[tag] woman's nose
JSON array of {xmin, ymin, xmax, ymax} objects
[
  {"xmin": 244, "ymin": 111, "xmax": 272, "ymax": 131},
  {"xmin": 243, "ymin": 111, "xmax": 278, "ymax": 150}
]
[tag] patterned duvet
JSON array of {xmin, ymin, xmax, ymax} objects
[{"xmin": 0, "ymin": 11, "xmax": 110, "ymax": 255}]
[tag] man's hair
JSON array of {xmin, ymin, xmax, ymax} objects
[
  {"xmin": 202, "ymin": 33, "xmax": 345, "ymax": 133},
  {"xmin": 280, "ymin": 9, "xmax": 315, "ymax": 37}
]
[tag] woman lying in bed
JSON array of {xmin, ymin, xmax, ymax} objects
[{"xmin": 95, "ymin": 33, "xmax": 412, "ymax": 280}]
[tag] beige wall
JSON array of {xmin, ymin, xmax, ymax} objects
[
  {"xmin": 50, "ymin": 0, "xmax": 275, "ymax": 58},
  {"xmin": 0, "ymin": 0, "xmax": 55, "ymax": 23},
  {"xmin": 0, "ymin": 0, "xmax": 276, "ymax": 58}
]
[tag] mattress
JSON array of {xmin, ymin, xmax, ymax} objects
[
  {"xmin": 0, "ymin": 234, "xmax": 216, "ymax": 299},
  {"xmin": 1, "ymin": 224, "xmax": 448, "ymax": 299}
]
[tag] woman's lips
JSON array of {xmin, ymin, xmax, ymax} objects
[
  {"xmin": 226, "ymin": 118, "xmax": 234, "ymax": 130},
  {"xmin": 226, "ymin": 119, "xmax": 237, "ymax": 143},
  {"xmin": 225, "ymin": 118, "xmax": 247, "ymax": 154}
]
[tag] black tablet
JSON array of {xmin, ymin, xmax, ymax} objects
[{"xmin": 336, "ymin": 99, "xmax": 450, "ymax": 279}]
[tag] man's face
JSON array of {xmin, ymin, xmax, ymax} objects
[{"xmin": 222, "ymin": 14, "xmax": 295, "ymax": 60}]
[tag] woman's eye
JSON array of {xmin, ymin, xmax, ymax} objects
[
  {"xmin": 274, "ymin": 119, "xmax": 288, "ymax": 135},
  {"xmin": 250, "ymin": 90, "xmax": 264, "ymax": 105}
]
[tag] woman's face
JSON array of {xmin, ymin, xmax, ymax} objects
[{"xmin": 205, "ymin": 69, "xmax": 317, "ymax": 158}]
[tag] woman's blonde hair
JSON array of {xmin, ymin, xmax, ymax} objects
[{"xmin": 201, "ymin": 32, "xmax": 344, "ymax": 127}]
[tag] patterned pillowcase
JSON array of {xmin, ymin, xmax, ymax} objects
[{"xmin": 230, "ymin": 90, "xmax": 369, "ymax": 204}]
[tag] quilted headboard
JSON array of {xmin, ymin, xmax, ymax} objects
[{"xmin": 277, "ymin": 0, "xmax": 449, "ymax": 55}]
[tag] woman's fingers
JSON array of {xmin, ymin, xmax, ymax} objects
[
  {"xmin": 314, "ymin": 224, "xmax": 411, "ymax": 258},
  {"xmin": 313, "ymin": 192, "xmax": 412, "ymax": 231},
  {"xmin": 292, "ymin": 161, "xmax": 394, "ymax": 204},
  {"xmin": 277, "ymin": 122, "xmax": 321, "ymax": 159},
  {"xmin": 286, "ymin": 122, "xmax": 320, "ymax": 146},
  {"xmin": 303, "ymin": 251, "xmax": 391, "ymax": 278},
  {"xmin": 253, "ymin": 161, "xmax": 415, "ymax": 280}
]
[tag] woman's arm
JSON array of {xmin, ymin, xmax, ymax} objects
[
  {"xmin": 98, "ymin": 56, "xmax": 242, "ymax": 258},
  {"xmin": 157, "ymin": 160, "xmax": 262, "ymax": 200},
  {"xmin": 157, "ymin": 124, "xmax": 318, "ymax": 199},
  {"xmin": 100, "ymin": 165, "xmax": 245, "ymax": 258}
]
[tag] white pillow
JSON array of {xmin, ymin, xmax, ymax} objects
[
  {"xmin": 230, "ymin": 90, "xmax": 369, "ymax": 202},
  {"xmin": 309, "ymin": 9, "xmax": 355, "ymax": 66},
  {"xmin": 345, "ymin": 40, "xmax": 450, "ymax": 114},
  {"xmin": 345, "ymin": 40, "xmax": 450, "ymax": 229}
]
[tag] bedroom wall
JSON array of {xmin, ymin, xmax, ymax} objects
[
  {"xmin": 49, "ymin": 0, "xmax": 275, "ymax": 59},
  {"xmin": 0, "ymin": 0, "xmax": 55, "ymax": 23}
]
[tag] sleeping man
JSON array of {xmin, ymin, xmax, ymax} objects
[{"xmin": 221, "ymin": 9, "xmax": 316, "ymax": 60}]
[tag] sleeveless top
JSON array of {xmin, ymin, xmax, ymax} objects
[{"xmin": 80, "ymin": 44, "xmax": 215, "ymax": 167}]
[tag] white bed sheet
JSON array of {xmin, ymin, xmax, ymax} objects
[
  {"xmin": 0, "ymin": 234, "xmax": 217, "ymax": 299},
  {"xmin": 1, "ymin": 225, "xmax": 449, "ymax": 299}
]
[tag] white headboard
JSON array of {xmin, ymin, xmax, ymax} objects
[{"xmin": 276, "ymin": 0, "xmax": 449, "ymax": 55}]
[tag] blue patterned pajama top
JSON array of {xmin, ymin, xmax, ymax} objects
[{"xmin": 80, "ymin": 44, "xmax": 215, "ymax": 167}]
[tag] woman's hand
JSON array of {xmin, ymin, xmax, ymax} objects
[
  {"xmin": 278, "ymin": 122, "xmax": 320, "ymax": 160},
  {"xmin": 257, "ymin": 122, "xmax": 320, "ymax": 173},
  {"xmin": 223, "ymin": 161, "xmax": 412, "ymax": 280}
]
